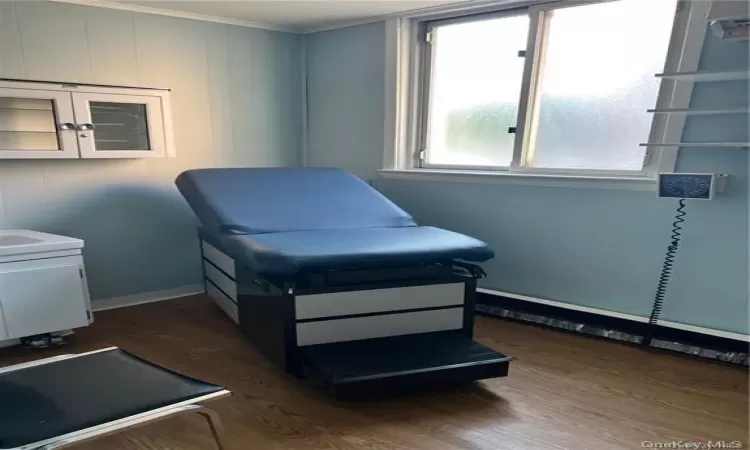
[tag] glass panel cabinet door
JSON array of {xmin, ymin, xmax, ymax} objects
[
  {"xmin": 72, "ymin": 92, "xmax": 167, "ymax": 158},
  {"xmin": 0, "ymin": 88, "xmax": 79, "ymax": 159}
]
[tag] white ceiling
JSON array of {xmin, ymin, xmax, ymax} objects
[{"xmin": 106, "ymin": 0, "xmax": 463, "ymax": 32}]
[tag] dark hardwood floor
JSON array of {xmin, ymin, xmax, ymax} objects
[{"xmin": 1, "ymin": 295, "xmax": 747, "ymax": 450}]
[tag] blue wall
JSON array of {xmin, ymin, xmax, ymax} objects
[
  {"xmin": 305, "ymin": 22, "xmax": 749, "ymax": 334},
  {"xmin": 0, "ymin": 2, "xmax": 303, "ymax": 300},
  {"xmin": 306, "ymin": 22, "xmax": 385, "ymax": 175}
]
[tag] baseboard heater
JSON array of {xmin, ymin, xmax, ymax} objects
[{"xmin": 476, "ymin": 291, "xmax": 748, "ymax": 367}]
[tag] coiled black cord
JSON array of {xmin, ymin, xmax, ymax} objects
[{"xmin": 643, "ymin": 199, "xmax": 687, "ymax": 346}]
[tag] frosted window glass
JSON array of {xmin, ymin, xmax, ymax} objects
[
  {"xmin": 426, "ymin": 15, "xmax": 529, "ymax": 167},
  {"xmin": 529, "ymin": 0, "xmax": 678, "ymax": 170}
]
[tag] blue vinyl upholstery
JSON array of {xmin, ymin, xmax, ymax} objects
[
  {"xmin": 216, "ymin": 226, "xmax": 494, "ymax": 274},
  {"xmin": 176, "ymin": 167, "xmax": 415, "ymax": 235},
  {"xmin": 177, "ymin": 168, "xmax": 494, "ymax": 274}
]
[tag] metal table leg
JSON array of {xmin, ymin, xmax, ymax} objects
[{"xmin": 36, "ymin": 404, "xmax": 229, "ymax": 450}]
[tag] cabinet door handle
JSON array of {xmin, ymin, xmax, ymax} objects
[
  {"xmin": 77, "ymin": 123, "xmax": 95, "ymax": 131},
  {"xmin": 59, "ymin": 123, "xmax": 76, "ymax": 130}
]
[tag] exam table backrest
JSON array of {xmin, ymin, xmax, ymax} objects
[{"xmin": 175, "ymin": 167, "xmax": 417, "ymax": 235}]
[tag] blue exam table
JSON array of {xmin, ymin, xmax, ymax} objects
[{"xmin": 176, "ymin": 167, "xmax": 511, "ymax": 398}]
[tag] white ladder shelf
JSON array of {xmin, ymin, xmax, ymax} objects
[{"xmin": 642, "ymin": 67, "xmax": 749, "ymax": 148}]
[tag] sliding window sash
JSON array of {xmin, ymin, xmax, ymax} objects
[
  {"xmin": 412, "ymin": 0, "xmax": 692, "ymax": 177},
  {"xmin": 418, "ymin": 7, "xmax": 529, "ymax": 170}
]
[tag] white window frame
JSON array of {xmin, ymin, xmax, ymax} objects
[{"xmin": 382, "ymin": 0, "xmax": 712, "ymax": 190}]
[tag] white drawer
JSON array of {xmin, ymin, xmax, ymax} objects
[
  {"xmin": 204, "ymin": 261, "xmax": 237, "ymax": 302},
  {"xmin": 296, "ymin": 307, "xmax": 464, "ymax": 346},
  {"xmin": 206, "ymin": 281, "xmax": 238, "ymax": 324},
  {"xmin": 201, "ymin": 241, "xmax": 235, "ymax": 278},
  {"xmin": 295, "ymin": 283, "xmax": 464, "ymax": 320}
]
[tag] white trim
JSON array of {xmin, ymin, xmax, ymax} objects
[
  {"xmin": 478, "ymin": 288, "xmax": 648, "ymax": 322},
  {"xmin": 648, "ymin": 0, "xmax": 711, "ymax": 177},
  {"xmin": 0, "ymin": 347, "xmax": 117, "ymax": 372},
  {"xmin": 657, "ymin": 68, "xmax": 750, "ymax": 82},
  {"xmin": 477, "ymin": 288, "xmax": 750, "ymax": 342},
  {"xmin": 0, "ymin": 229, "xmax": 83, "ymax": 256},
  {"xmin": 513, "ymin": 4, "xmax": 546, "ymax": 169},
  {"xmin": 50, "ymin": 0, "xmax": 301, "ymax": 33},
  {"xmin": 303, "ymin": 0, "xmax": 549, "ymax": 34},
  {"xmin": 92, "ymin": 283, "xmax": 204, "ymax": 312},
  {"xmin": 647, "ymin": 107, "xmax": 749, "ymax": 115},
  {"xmin": 72, "ymin": 91, "xmax": 169, "ymax": 159},
  {"xmin": 379, "ymin": 168, "xmax": 657, "ymax": 191},
  {"xmin": 383, "ymin": 19, "xmax": 401, "ymax": 170},
  {"xmin": 640, "ymin": 142, "xmax": 750, "ymax": 148},
  {"xmin": 0, "ymin": 80, "xmax": 169, "ymax": 95},
  {"xmin": 661, "ymin": 321, "xmax": 750, "ymax": 341},
  {"xmin": 303, "ymin": 18, "xmax": 385, "ymax": 35},
  {"xmin": 0, "ymin": 249, "xmax": 81, "ymax": 264}
]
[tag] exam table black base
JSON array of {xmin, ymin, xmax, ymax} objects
[{"xmin": 199, "ymin": 231, "xmax": 512, "ymax": 398}]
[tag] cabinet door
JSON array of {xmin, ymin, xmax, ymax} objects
[
  {"xmin": 0, "ymin": 88, "xmax": 79, "ymax": 159},
  {"xmin": 0, "ymin": 256, "xmax": 89, "ymax": 339},
  {"xmin": 72, "ymin": 92, "xmax": 168, "ymax": 158}
]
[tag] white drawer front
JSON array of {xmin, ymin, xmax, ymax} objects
[
  {"xmin": 0, "ymin": 256, "xmax": 89, "ymax": 339},
  {"xmin": 204, "ymin": 261, "xmax": 237, "ymax": 302},
  {"xmin": 295, "ymin": 283, "xmax": 465, "ymax": 320},
  {"xmin": 207, "ymin": 281, "xmax": 238, "ymax": 324},
  {"xmin": 296, "ymin": 307, "xmax": 464, "ymax": 346},
  {"xmin": 201, "ymin": 241, "xmax": 235, "ymax": 278}
]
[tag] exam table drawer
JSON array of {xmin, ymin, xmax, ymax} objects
[
  {"xmin": 204, "ymin": 260, "xmax": 237, "ymax": 301},
  {"xmin": 201, "ymin": 241, "xmax": 235, "ymax": 278},
  {"xmin": 206, "ymin": 280, "xmax": 238, "ymax": 324},
  {"xmin": 294, "ymin": 283, "xmax": 465, "ymax": 320},
  {"xmin": 295, "ymin": 307, "xmax": 464, "ymax": 346}
]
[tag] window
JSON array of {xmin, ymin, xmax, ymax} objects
[{"xmin": 413, "ymin": 0, "xmax": 682, "ymax": 176}]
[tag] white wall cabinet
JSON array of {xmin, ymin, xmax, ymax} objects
[{"xmin": 0, "ymin": 80, "xmax": 174, "ymax": 159}]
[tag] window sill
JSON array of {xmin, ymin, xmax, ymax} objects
[{"xmin": 378, "ymin": 169, "xmax": 658, "ymax": 191}]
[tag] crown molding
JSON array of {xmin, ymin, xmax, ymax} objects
[
  {"xmin": 299, "ymin": 0, "xmax": 557, "ymax": 34},
  {"xmin": 49, "ymin": 0, "xmax": 303, "ymax": 33},
  {"xmin": 50, "ymin": 0, "xmax": 546, "ymax": 35}
]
